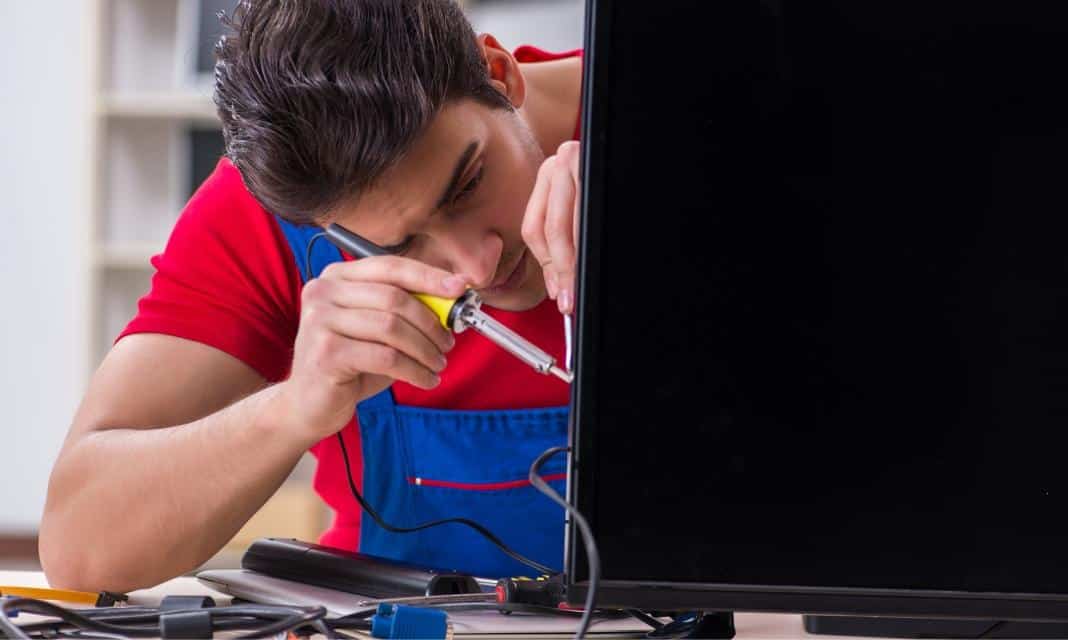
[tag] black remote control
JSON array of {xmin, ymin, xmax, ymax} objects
[{"xmin": 241, "ymin": 538, "xmax": 482, "ymax": 599}]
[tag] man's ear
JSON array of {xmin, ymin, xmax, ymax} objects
[{"xmin": 476, "ymin": 33, "xmax": 526, "ymax": 108}]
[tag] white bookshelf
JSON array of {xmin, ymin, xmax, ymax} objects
[
  {"xmin": 89, "ymin": 1, "xmax": 194, "ymax": 366},
  {"xmin": 87, "ymin": 0, "xmax": 325, "ymax": 566}
]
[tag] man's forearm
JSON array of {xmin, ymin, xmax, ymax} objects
[{"xmin": 40, "ymin": 384, "xmax": 317, "ymax": 592}]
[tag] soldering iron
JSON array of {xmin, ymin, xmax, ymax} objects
[{"xmin": 324, "ymin": 223, "xmax": 573, "ymax": 383}]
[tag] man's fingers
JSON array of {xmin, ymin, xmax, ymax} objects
[
  {"xmin": 546, "ymin": 158, "xmax": 578, "ymax": 313},
  {"xmin": 314, "ymin": 280, "xmax": 454, "ymax": 354},
  {"xmin": 324, "ymin": 307, "xmax": 448, "ymax": 377},
  {"xmin": 568, "ymin": 143, "xmax": 582, "ymax": 259},
  {"xmin": 331, "ymin": 339, "xmax": 441, "ymax": 390},
  {"xmin": 522, "ymin": 156, "xmax": 557, "ymax": 298},
  {"xmin": 320, "ymin": 255, "xmax": 467, "ymax": 299},
  {"xmin": 560, "ymin": 141, "xmax": 582, "ymax": 314}
]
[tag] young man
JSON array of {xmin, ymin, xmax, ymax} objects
[{"xmin": 40, "ymin": 0, "xmax": 584, "ymax": 592}]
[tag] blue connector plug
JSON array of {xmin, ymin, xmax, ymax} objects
[{"xmin": 371, "ymin": 603, "xmax": 450, "ymax": 640}]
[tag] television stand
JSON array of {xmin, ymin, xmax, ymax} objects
[{"xmin": 803, "ymin": 614, "xmax": 1068, "ymax": 638}]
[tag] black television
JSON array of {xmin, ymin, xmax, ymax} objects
[{"xmin": 566, "ymin": 0, "xmax": 1068, "ymax": 628}]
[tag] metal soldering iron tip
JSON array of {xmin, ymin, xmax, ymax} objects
[{"xmin": 549, "ymin": 366, "xmax": 574, "ymax": 384}]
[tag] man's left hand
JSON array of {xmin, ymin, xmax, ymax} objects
[{"xmin": 522, "ymin": 140, "xmax": 581, "ymax": 315}]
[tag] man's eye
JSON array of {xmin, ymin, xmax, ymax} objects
[{"xmin": 452, "ymin": 166, "xmax": 484, "ymax": 204}]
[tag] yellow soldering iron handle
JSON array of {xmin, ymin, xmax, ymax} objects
[{"xmin": 413, "ymin": 293, "xmax": 458, "ymax": 330}]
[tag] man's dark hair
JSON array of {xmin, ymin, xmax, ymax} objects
[{"xmin": 214, "ymin": 0, "xmax": 511, "ymax": 223}]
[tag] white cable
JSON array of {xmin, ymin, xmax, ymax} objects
[{"xmin": 564, "ymin": 314, "xmax": 574, "ymax": 373}]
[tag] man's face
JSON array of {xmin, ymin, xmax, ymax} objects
[{"xmin": 329, "ymin": 99, "xmax": 547, "ymax": 311}]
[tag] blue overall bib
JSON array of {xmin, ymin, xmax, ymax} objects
[{"xmin": 277, "ymin": 218, "xmax": 568, "ymax": 578}]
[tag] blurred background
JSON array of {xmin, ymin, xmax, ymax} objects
[{"xmin": 0, "ymin": 0, "xmax": 584, "ymax": 572}]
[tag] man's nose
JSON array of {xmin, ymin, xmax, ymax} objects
[{"xmin": 437, "ymin": 231, "xmax": 502, "ymax": 289}]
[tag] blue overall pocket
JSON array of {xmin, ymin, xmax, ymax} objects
[{"xmin": 358, "ymin": 397, "xmax": 568, "ymax": 579}]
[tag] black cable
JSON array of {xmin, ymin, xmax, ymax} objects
[
  {"xmin": 528, "ymin": 446, "xmax": 601, "ymax": 640},
  {"xmin": 335, "ymin": 432, "xmax": 555, "ymax": 575},
  {"xmin": 304, "ymin": 231, "xmax": 328, "ymax": 282},
  {"xmin": 0, "ymin": 599, "xmax": 331, "ymax": 640},
  {"xmin": 1, "ymin": 599, "xmax": 130, "ymax": 639},
  {"xmin": 54, "ymin": 608, "xmax": 163, "ymax": 619}
]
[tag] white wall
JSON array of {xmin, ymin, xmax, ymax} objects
[
  {"xmin": 0, "ymin": 4, "xmax": 92, "ymax": 534},
  {"xmin": 466, "ymin": 0, "xmax": 585, "ymax": 52}
]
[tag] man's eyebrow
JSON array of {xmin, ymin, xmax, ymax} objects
[{"xmin": 435, "ymin": 141, "xmax": 480, "ymax": 210}]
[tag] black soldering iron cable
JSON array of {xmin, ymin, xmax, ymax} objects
[
  {"xmin": 529, "ymin": 446, "xmax": 601, "ymax": 640},
  {"xmin": 334, "ymin": 431, "xmax": 555, "ymax": 575},
  {"xmin": 306, "ymin": 231, "xmax": 555, "ymax": 577}
]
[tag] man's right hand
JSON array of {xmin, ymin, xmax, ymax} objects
[
  {"xmin": 40, "ymin": 248, "xmax": 466, "ymax": 592},
  {"xmin": 276, "ymin": 255, "xmax": 468, "ymax": 443}
]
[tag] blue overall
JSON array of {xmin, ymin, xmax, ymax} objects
[{"xmin": 277, "ymin": 218, "xmax": 569, "ymax": 578}]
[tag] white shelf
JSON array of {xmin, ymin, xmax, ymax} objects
[
  {"xmin": 95, "ymin": 243, "xmax": 163, "ymax": 269},
  {"xmin": 98, "ymin": 90, "xmax": 218, "ymax": 122}
]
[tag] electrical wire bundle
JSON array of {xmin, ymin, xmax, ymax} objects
[
  {"xmin": 0, "ymin": 594, "xmax": 642, "ymax": 640},
  {"xmin": 5, "ymin": 445, "xmax": 624, "ymax": 639},
  {"xmin": 0, "ymin": 597, "xmax": 354, "ymax": 639}
]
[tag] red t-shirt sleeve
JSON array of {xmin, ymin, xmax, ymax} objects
[{"xmin": 118, "ymin": 158, "xmax": 302, "ymax": 383}]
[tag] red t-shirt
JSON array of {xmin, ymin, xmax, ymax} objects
[{"xmin": 119, "ymin": 45, "xmax": 582, "ymax": 550}]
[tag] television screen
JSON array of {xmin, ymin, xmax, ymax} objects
[{"xmin": 570, "ymin": 0, "xmax": 1068, "ymax": 618}]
